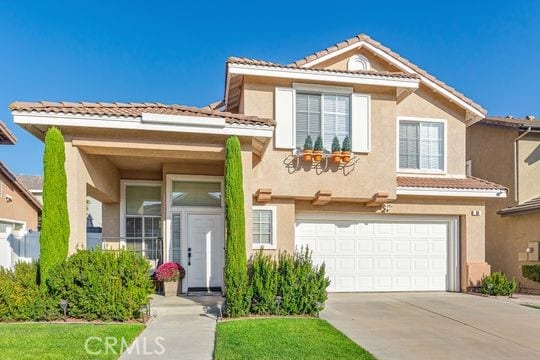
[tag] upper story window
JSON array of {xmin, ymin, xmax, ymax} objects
[
  {"xmin": 399, "ymin": 119, "xmax": 445, "ymax": 172},
  {"xmin": 295, "ymin": 92, "xmax": 350, "ymax": 149}
]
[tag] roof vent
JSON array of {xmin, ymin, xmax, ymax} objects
[{"xmin": 526, "ymin": 115, "xmax": 535, "ymax": 121}]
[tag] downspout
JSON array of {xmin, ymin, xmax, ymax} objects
[{"xmin": 514, "ymin": 127, "xmax": 532, "ymax": 202}]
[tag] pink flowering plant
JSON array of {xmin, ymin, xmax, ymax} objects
[{"xmin": 155, "ymin": 262, "xmax": 185, "ymax": 282}]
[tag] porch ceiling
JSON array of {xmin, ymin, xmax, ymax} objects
[{"xmin": 73, "ymin": 138, "xmax": 225, "ymax": 161}]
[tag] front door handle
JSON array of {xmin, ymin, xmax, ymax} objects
[{"xmin": 188, "ymin": 247, "xmax": 191, "ymax": 266}]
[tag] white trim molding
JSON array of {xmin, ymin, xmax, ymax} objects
[
  {"xmin": 12, "ymin": 112, "xmax": 274, "ymax": 138},
  {"xmin": 252, "ymin": 205, "xmax": 277, "ymax": 250},
  {"xmin": 228, "ymin": 62, "xmax": 420, "ymax": 89},
  {"xmin": 397, "ymin": 187, "xmax": 507, "ymax": 198}
]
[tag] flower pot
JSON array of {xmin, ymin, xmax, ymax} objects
[
  {"xmin": 331, "ymin": 151, "xmax": 342, "ymax": 164},
  {"xmin": 163, "ymin": 280, "xmax": 180, "ymax": 296},
  {"xmin": 302, "ymin": 149, "xmax": 313, "ymax": 162},
  {"xmin": 313, "ymin": 150, "xmax": 323, "ymax": 162},
  {"xmin": 341, "ymin": 151, "xmax": 351, "ymax": 163}
]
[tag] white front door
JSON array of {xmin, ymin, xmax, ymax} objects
[{"xmin": 186, "ymin": 214, "xmax": 223, "ymax": 291}]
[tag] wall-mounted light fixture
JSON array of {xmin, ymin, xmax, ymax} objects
[{"xmin": 5, "ymin": 195, "xmax": 12, "ymax": 203}]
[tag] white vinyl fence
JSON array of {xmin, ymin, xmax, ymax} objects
[{"xmin": 0, "ymin": 231, "xmax": 102, "ymax": 269}]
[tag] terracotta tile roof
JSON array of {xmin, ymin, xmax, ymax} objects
[
  {"xmin": 480, "ymin": 116, "xmax": 540, "ymax": 129},
  {"xmin": 10, "ymin": 101, "xmax": 274, "ymax": 127},
  {"xmin": 227, "ymin": 56, "xmax": 420, "ymax": 80},
  {"xmin": 498, "ymin": 196, "xmax": 540, "ymax": 216},
  {"xmin": 0, "ymin": 161, "xmax": 42, "ymax": 210},
  {"xmin": 0, "ymin": 121, "xmax": 16, "ymax": 145},
  {"xmin": 397, "ymin": 176, "xmax": 507, "ymax": 191},
  {"xmin": 289, "ymin": 34, "xmax": 486, "ymax": 116}
]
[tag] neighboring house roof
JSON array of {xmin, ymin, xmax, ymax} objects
[
  {"xmin": 0, "ymin": 162, "xmax": 42, "ymax": 210},
  {"xmin": 16, "ymin": 175, "xmax": 43, "ymax": 192},
  {"xmin": 498, "ymin": 196, "xmax": 540, "ymax": 216},
  {"xmin": 10, "ymin": 101, "xmax": 274, "ymax": 127},
  {"xmin": 479, "ymin": 116, "xmax": 540, "ymax": 129},
  {"xmin": 397, "ymin": 176, "xmax": 507, "ymax": 191},
  {"xmin": 0, "ymin": 121, "xmax": 16, "ymax": 145},
  {"xmin": 288, "ymin": 33, "xmax": 487, "ymax": 118},
  {"xmin": 227, "ymin": 56, "xmax": 420, "ymax": 80}
]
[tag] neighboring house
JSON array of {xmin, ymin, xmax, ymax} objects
[
  {"xmin": 467, "ymin": 116, "xmax": 540, "ymax": 293},
  {"xmin": 0, "ymin": 121, "xmax": 42, "ymax": 268},
  {"xmin": 11, "ymin": 34, "xmax": 507, "ymax": 293},
  {"xmin": 0, "ymin": 122, "xmax": 41, "ymax": 233}
]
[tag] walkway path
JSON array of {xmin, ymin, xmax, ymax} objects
[{"xmin": 120, "ymin": 295, "xmax": 223, "ymax": 359}]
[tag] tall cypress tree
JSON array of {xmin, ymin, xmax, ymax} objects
[
  {"xmin": 224, "ymin": 136, "xmax": 251, "ymax": 316},
  {"xmin": 40, "ymin": 127, "xmax": 70, "ymax": 284}
]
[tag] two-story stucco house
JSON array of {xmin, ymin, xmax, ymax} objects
[
  {"xmin": 11, "ymin": 34, "xmax": 507, "ymax": 293},
  {"xmin": 467, "ymin": 116, "xmax": 540, "ymax": 293}
]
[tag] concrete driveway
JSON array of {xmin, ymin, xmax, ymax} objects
[{"xmin": 321, "ymin": 292, "xmax": 540, "ymax": 360}]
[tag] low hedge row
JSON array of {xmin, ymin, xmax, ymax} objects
[
  {"xmin": 248, "ymin": 248, "xmax": 330, "ymax": 316},
  {"xmin": 522, "ymin": 264, "xmax": 540, "ymax": 283},
  {"xmin": 0, "ymin": 249, "xmax": 153, "ymax": 322}
]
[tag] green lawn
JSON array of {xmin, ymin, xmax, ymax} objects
[
  {"xmin": 0, "ymin": 323, "xmax": 144, "ymax": 360},
  {"xmin": 214, "ymin": 318, "xmax": 375, "ymax": 360}
]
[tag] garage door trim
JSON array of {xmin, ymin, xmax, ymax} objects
[{"xmin": 295, "ymin": 213, "xmax": 460, "ymax": 292}]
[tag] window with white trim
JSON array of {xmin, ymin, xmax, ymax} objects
[
  {"xmin": 252, "ymin": 207, "xmax": 276, "ymax": 249},
  {"xmin": 399, "ymin": 120, "xmax": 444, "ymax": 171},
  {"xmin": 296, "ymin": 93, "xmax": 350, "ymax": 149}
]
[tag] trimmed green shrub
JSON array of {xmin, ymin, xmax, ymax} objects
[
  {"xmin": 224, "ymin": 136, "xmax": 251, "ymax": 317},
  {"xmin": 0, "ymin": 262, "xmax": 60, "ymax": 321},
  {"xmin": 342, "ymin": 136, "xmax": 351, "ymax": 152},
  {"xmin": 331, "ymin": 136, "xmax": 341, "ymax": 152},
  {"xmin": 249, "ymin": 251, "xmax": 279, "ymax": 315},
  {"xmin": 303, "ymin": 135, "xmax": 313, "ymax": 150},
  {"xmin": 522, "ymin": 264, "xmax": 540, "ymax": 283},
  {"xmin": 480, "ymin": 271, "xmax": 517, "ymax": 296},
  {"xmin": 277, "ymin": 248, "xmax": 329, "ymax": 316},
  {"xmin": 313, "ymin": 135, "xmax": 323, "ymax": 151},
  {"xmin": 40, "ymin": 127, "xmax": 70, "ymax": 284},
  {"xmin": 47, "ymin": 249, "xmax": 153, "ymax": 321}
]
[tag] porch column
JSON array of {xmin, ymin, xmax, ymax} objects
[
  {"xmin": 64, "ymin": 140, "xmax": 88, "ymax": 254},
  {"xmin": 240, "ymin": 139, "xmax": 253, "ymax": 255}
]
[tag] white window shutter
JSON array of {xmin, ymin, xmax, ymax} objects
[
  {"xmin": 351, "ymin": 93, "xmax": 371, "ymax": 153},
  {"xmin": 274, "ymin": 87, "xmax": 295, "ymax": 149}
]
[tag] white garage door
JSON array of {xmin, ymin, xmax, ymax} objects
[{"xmin": 295, "ymin": 216, "xmax": 458, "ymax": 292}]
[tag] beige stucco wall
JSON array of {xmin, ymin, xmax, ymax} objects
[
  {"xmin": 0, "ymin": 171, "xmax": 39, "ymax": 230},
  {"xmin": 467, "ymin": 123, "xmax": 540, "ymax": 292},
  {"xmin": 517, "ymin": 133, "xmax": 540, "ymax": 203}
]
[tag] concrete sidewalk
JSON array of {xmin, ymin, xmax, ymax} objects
[{"xmin": 120, "ymin": 295, "xmax": 224, "ymax": 359}]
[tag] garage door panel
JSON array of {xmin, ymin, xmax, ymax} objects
[
  {"xmin": 296, "ymin": 217, "xmax": 453, "ymax": 292},
  {"xmin": 356, "ymin": 257, "xmax": 374, "ymax": 272},
  {"xmin": 336, "ymin": 257, "xmax": 355, "ymax": 273},
  {"xmin": 357, "ymin": 239, "xmax": 374, "ymax": 253}
]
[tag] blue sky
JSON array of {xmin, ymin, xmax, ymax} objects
[{"xmin": 0, "ymin": 0, "xmax": 539, "ymax": 174}]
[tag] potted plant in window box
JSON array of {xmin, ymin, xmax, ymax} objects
[
  {"xmin": 302, "ymin": 135, "xmax": 314, "ymax": 162},
  {"xmin": 156, "ymin": 262, "xmax": 185, "ymax": 296},
  {"xmin": 341, "ymin": 136, "xmax": 352, "ymax": 163},
  {"xmin": 313, "ymin": 135, "xmax": 324, "ymax": 162},
  {"xmin": 331, "ymin": 136, "xmax": 341, "ymax": 164}
]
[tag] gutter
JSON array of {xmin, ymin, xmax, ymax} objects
[{"xmin": 514, "ymin": 126, "xmax": 532, "ymax": 202}]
